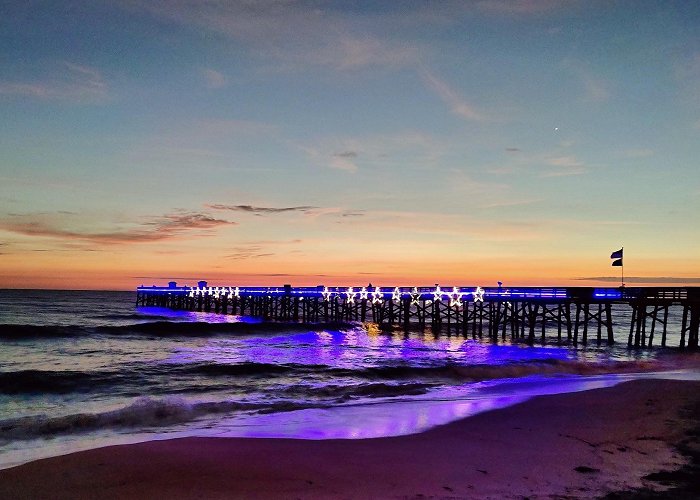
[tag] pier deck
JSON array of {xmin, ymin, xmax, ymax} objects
[{"xmin": 136, "ymin": 284, "xmax": 700, "ymax": 349}]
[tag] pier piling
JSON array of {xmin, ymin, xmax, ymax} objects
[{"xmin": 135, "ymin": 284, "xmax": 700, "ymax": 349}]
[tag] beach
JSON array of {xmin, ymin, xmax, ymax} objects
[{"xmin": 2, "ymin": 378, "xmax": 698, "ymax": 499}]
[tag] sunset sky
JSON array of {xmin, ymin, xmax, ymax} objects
[{"xmin": 1, "ymin": 1, "xmax": 699, "ymax": 290}]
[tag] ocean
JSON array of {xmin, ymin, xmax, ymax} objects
[{"xmin": 1, "ymin": 289, "xmax": 698, "ymax": 470}]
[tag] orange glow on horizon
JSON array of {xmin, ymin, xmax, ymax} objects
[{"xmin": 2, "ymin": 253, "xmax": 698, "ymax": 291}]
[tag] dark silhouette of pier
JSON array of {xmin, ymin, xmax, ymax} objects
[{"xmin": 136, "ymin": 284, "xmax": 700, "ymax": 349}]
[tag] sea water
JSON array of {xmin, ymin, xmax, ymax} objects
[{"xmin": 1, "ymin": 289, "xmax": 698, "ymax": 469}]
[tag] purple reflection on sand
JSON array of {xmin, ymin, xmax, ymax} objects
[{"xmin": 194, "ymin": 371, "xmax": 700, "ymax": 441}]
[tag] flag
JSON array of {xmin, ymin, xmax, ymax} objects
[
  {"xmin": 611, "ymin": 259, "xmax": 623, "ymax": 267},
  {"xmin": 610, "ymin": 248, "xmax": 623, "ymax": 259}
]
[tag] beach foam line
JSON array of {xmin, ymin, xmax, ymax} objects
[{"xmin": 194, "ymin": 368, "xmax": 700, "ymax": 441}]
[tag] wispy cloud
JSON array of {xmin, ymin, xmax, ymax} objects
[
  {"xmin": 0, "ymin": 211, "xmax": 234, "ymax": 245},
  {"xmin": 299, "ymin": 144, "xmax": 358, "ymax": 172},
  {"xmin": 420, "ymin": 70, "xmax": 484, "ymax": 121},
  {"xmin": 122, "ymin": 1, "xmax": 423, "ymax": 72},
  {"xmin": 618, "ymin": 149, "xmax": 655, "ymax": 159},
  {"xmin": 225, "ymin": 246, "xmax": 275, "ymax": 260},
  {"xmin": 206, "ymin": 204, "xmax": 315, "ymax": 215},
  {"xmin": 295, "ymin": 130, "xmax": 447, "ymax": 173},
  {"xmin": 0, "ymin": 61, "xmax": 107, "ymax": 102},
  {"xmin": 334, "ymin": 151, "xmax": 358, "ymax": 159},
  {"xmin": 542, "ymin": 155, "xmax": 586, "ymax": 177},
  {"xmin": 202, "ymin": 68, "xmax": 227, "ymax": 88},
  {"xmin": 562, "ymin": 59, "xmax": 610, "ymax": 102},
  {"xmin": 477, "ymin": 0, "xmax": 578, "ymax": 16},
  {"xmin": 224, "ymin": 238, "xmax": 303, "ymax": 260}
]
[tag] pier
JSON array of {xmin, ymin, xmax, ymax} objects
[{"xmin": 136, "ymin": 284, "xmax": 700, "ymax": 349}]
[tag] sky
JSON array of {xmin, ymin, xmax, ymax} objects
[{"xmin": 1, "ymin": 0, "xmax": 699, "ymax": 290}]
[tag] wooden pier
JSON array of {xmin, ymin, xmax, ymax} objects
[{"xmin": 136, "ymin": 283, "xmax": 700, "ymax": 349}]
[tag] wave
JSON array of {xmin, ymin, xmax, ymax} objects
[
  {"xmin": 93, "ymin": 313, "xmax": 172, "ymax": 321},
  {"xmin": 0, "ymin": 369, "xmax": 138, "ymax": 395},
  {"xmin": 0, "ymin": 358, "xmax": 674, "ymax": 396},
  {"xmin": 0, "ymin": 324, "xmax": 89, "ymax": 339},
  {"xmin": 0, "ymin": 396, "xmax": 331, "ymax": 441},
  {"xmin": 0, "ymin": 320, "xmax": 357, "ymax": 339},
  {"xmin": 279, "ymin": 381, "xmax": 436, "ymax": 401},
  {"xmin": 96, "ymin": 321, "xmax": 356, "ymax": 337}
]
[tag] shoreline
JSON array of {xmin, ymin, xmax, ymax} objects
[{"xmin": 2, "ymin": 378, "xmax": 699, "ymax": 499}]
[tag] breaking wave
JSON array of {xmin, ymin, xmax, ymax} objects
[
  {"xmin": 0, "ymin": 321, "xmax": 357, "ymax": 339},
  {"xmin": 0, "ymin": 358, "xmax": 672, "ymax": 396}
]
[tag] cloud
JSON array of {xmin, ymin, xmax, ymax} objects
[
  {"xmin": 0, "ymin": 211, "xmax": 234, "ymax": 245},
  {"xmin": 477, "ymin": 0, "xmax": 577, "ymax": 15},
  {"xmin": 299, "ymin": 144, "xmax": 359, "ymax": 172},
  {"xmin": 505, "ymin": 147, "xmax": 521, "ymax": 152},
  {"xmin": 296, "ymin": 130, "xmax": 447, "ymax": 173},
  {"xmin": 121, "ymin": 1, "xmax": 423, "ymax": 72},
  {"xmin": 576, "ymin": 276, "xmax": 700, "ymax": 284},
  {"xmin": 619, "ymin": 149, "xmax": 655, "ymax": 159},
  {"xmin": 420, "ymin": 69, "xmax": 484, "ymax": 121},
  {"xmin": 206, "ymin": 204, "xmax": 315, "ymax": 215},
  {"xmin": 225, "ymin": 246, "xmax": 275, "ymax": 260},
  {"xmin": 562, "ymin": 59, "xmax": 610, "ymax": 103},
  {"xmin": 541, "ymin": 155, "xmax": 586, "ymax": 177},
  {"xmin": 223, "ymin": 238, "xmax": 302, "ymax": 260},
  {"xmin": 329, "ymin": 155, "xmax": 359, "ymax": 172},
  {"xmin": 334, "ymin": 151, "xmax": 358, "ymax": 158},
  {"xmin": 202, "ymin": 68, "xmax": 227, "ymax": 88},
  {"xmin": 0, "ymin": 61, "xmax": 107, "ymax": 102}
]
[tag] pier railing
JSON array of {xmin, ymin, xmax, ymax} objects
[{"xmin": 136, "ymin": 284, "xmax": 700, "ymax": 349}]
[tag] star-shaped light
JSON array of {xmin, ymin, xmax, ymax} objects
[
  {"xmin": 449, "ymin": 287, "xmax": 463, "ymax": 308},
  {"xmin": 321, "ymin": 286, "xmax": 331, "ymax": 302},
  {"xmin": 234, "ymin": 286, "xmax": 240, "ymax": 298},
  {"xmin": 433, "ymin": 285, "xmax": 443, "ymax": 302},
  {"xmin": 392, "ymin": 287, "xmax": 401, "ymax": 302},
  {"xmin": 359, "ymin": 287, "xmax": 369, "ymax": 300},
  {"xmin": 411, "ymin": 287, "xmax": 421, "ymax": 305},
  {"xmin": 473, "ymin": 286, "xmax": 484, "ymax": 303},
  {"xmin": 346, "ymin": 286, "xmax": 355, "ymax": 303},
  {"xmin": 372, "ymin": 287, "xmax": 383, "ymax": 304}
]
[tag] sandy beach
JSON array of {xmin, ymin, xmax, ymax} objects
[{"xmin": 1, "ymin": 378, "xmax": 698, "ymax": 499}]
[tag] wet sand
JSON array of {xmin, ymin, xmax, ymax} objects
[{"xmin": 1, "ymin": 378, "xmax": 699, "ymax": 499}]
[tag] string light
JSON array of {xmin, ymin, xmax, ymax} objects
[
  {"xmin": 411, "ymin": 287, "xmax": 421, "ymax": 305},
  {"xmin": 473, "ymin": 286, "xmax": 484, "ymax": 303},
  {"xmin": 359, "ymin": 287, "xmax": 369, "ymax": 300},
  {"xmin": 433, "ymin": 285, "xmax": 443, "ymax": 302},
  {"xmin": 449, "ymin": 287, "xmax": 463, "ymax": 308},
  {"xmin": 392, "ymin": 287, "xmax": 401, "ymax": 302},
  {"xmin": 322, "ymin": 286, "xmax": 331, "ymax": 302},
  {"xmin": 372, "ymin": 287, "xmax": 383, "ymax": 304},
  {"xmin": 346, "ymin": 286, "xmax": 355, "ymax": 303},
  {"xmin": 234, "ymin": 287, "xmax": 240, "ymax": 298}
]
